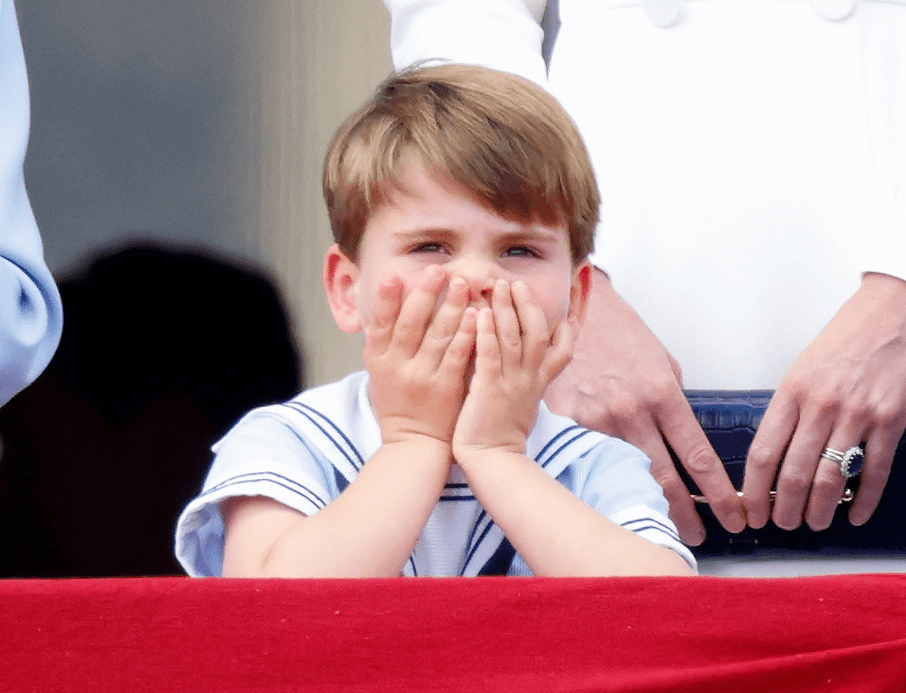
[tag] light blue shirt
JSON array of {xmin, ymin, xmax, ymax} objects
[
  {"xmin": 176, "ymin": 371, "xmax": 696, "ymax": 577},
  {"xmin": 0, "ymin": 0, "xmax": 62, "ymax": 407}
]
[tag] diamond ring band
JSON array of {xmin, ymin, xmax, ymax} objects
[{"xmin": 820, "ymin": 445, "xmax": 865, "ymax": 479}]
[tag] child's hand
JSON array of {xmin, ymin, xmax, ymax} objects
[
  {"xmin": 452, "ymin": 280, "xmax": 576, "ymax": 464},
  {"xmin": 365, "ymin": 265, "xmax": 477, "ymax": 446}
]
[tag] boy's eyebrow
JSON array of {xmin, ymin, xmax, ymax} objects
[
  {"xmin": 391, "ymin": 225, "xmax": 565, "ymax": 243},
  {"xmin": 499, "ymin": 227, "xmax": 564, "ymax": 243},
  {"xmin": 391, "ymin": 227, "xmax": 457, "ymax": 240}
]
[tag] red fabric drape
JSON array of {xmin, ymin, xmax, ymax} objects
[{"xmin": 4, "ymin": 575, "xmax": 906, "ymax": 692}]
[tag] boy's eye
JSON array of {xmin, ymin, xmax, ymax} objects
[
  {"xmin": 409, "ymin": 242, "xmax": 446, "ymax": 254},
  {"xmin": 504, "ymin": 246, "xmax": 541, "ymax": 258}
]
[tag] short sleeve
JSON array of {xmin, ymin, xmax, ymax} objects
[
  {"xmin": 174, "ymin": 413, "xmax": 342, "ymax": 577},
  {"xmin": 562, "ymin": 436, "xmax": 698, "ymax": 571}
]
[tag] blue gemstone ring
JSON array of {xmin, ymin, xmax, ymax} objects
[{"xmin": 821, "ymin": 445, "xmax": 865, "ymax": 478}]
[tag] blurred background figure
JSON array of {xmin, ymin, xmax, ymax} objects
[{"xmin": 0, "ymin": 242, "xmax": 300, "ymax": 577}]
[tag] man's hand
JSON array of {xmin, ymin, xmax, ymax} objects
[
  {"xmin": 364, "ymin": 265, "xmax": 477, "ymax": 446},
  {"xmin": 742, "ymin": 272, "xmax": 906, "ymax": 531},
  {"xmin": 545, "ymin": 269, "xmax": 745, "ymax": 545}
]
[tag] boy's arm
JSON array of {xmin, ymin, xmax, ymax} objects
[
  {"xmin": 453, "ymin": 280, "xmax": 694, "ymax": 577},
  {"xmin": 221, "ymin": 436, "xmax": 453, "ymax": 577},
  {"xmin": 222, "ymin": 267, "xmax": 477, "ymax": 577},
  {"xmin": 455, "ymin": 449, "xmax": 694, "ymax": 576}
]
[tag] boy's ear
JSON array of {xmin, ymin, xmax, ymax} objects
[
  {"xmin": 568, "ymin": 261, "xmax": 593, "ymax": 325},
  {"xmin": 323, "ymin": 244, "xmax": 362, "ymax": 334}
]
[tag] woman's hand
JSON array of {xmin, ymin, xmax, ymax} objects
[{"xmin": 743, "ymin": 272, "xmax": 906, "ymax": 531}]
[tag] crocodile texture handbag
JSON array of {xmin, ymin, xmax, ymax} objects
[{"xmin": 680, "ymin": 391, "xmax": 906, "ymax": 556}]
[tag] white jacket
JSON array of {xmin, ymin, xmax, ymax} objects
[{"xmin": 384, "ymin": 0, "xmax": 906, "ymax": 388}]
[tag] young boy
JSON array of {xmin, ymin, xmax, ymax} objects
[{"xmin": 175, "ymin": 64, "xmax": 696, "ymax": 577}]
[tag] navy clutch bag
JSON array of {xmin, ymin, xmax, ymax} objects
[{"xmin": 680, "ymin": 391, "xmax": 906, "ymax": 556}]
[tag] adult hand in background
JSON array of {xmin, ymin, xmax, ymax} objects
[
  {"xmin": 545, "ymin": 269, "xmax": 747, "ymax": 545},
  {"xmin": 743, "ymin": 272, "xmax": 906, "ymax": 532}
]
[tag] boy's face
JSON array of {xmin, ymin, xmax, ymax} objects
[{"xmin": 326, "ymin": 165, "xmax": 590, "ymax": 337}]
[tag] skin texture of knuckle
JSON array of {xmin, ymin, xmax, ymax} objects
[
  {"xmin": 608, "ymin": 390, "xmax": 643, "ymax": 420},
  {"xmin": 573, "ymin": 377, "xmax": 602, "ymax": 401},
  {"xmin": 501, "ymin": 334, "xmax": 522, "ymax": 351},
  {"xmin": 645, "ymin": 372, "xmax": 680, "ymax": 403},
  {"xmin": 712, "ymin": 494, "xmax": 744, "ymax": 519},
  {"xmin": 840, "ymin": 385, "xmax": 874, "ymax": 416},
  {"xmin": 587, "ymin": 408, "xmax": 620, "ymax": 435},
  {"xmin": 446, "ymin": 344, "xmax": 471, "ymax": 364},
  {"xmin": 779, "ymin": 468, "xmax": 813, "ymax": 497},
  {"xmin": 651, "ymin": 465, "xmax": 684, "ymax": 496},
  {"xmin": 804, "ymin": 387, "xmax": 844, "ymax": 420},
  {"xmin": 870, "ymin": 395, "xmax": 905, "ymax": 430},
  {"xmin": 746, "ymin": 440, "xmax": 776, "ymax": 472},
  {"xmin": 810, "ymin": 473, "xmax": 840, "ymax": 499},
  {"xmin": 779, "ymin": 377, "xmax": 810, "ymax": 407},
  {"xmin": 683, "ymin": 443, "xmax": 718, "ymax": 476}
]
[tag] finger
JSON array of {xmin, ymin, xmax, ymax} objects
[
  {"xmin": 770, "ymin": 413, "xmax": 832, "ymax": 531},
  {"xmin": 437, "ymin": 305, "xmax": 478, "ymax": 380},
  {"xmin": 741, "ymin": 392, "xmax": 798, "ymax": 529},
  {"xmin": 656, "ymin": 395, "xmax": 746, "ymax": 535},
  {"xmin": 510, "ymin": 280, "xmax": 550, "ymax": 368},
  {"xmin": 803, "ymin": 429, "xmax": 859, "ymax": 531},
  {"xmin": 539, "ymin": 317, "xmax": 576, "ymax": 385},
  {"xmin": 642, "ymin": 432, "xmax": 708, "ymax": 546},
  {"xmin": 473, "ymin": 306, "xmax": 501, "ymax": 382},
  {"xmin": 391, "ymin": 264, "xmax": 448, "ymax": 358},
  {"xmin": 608, "ymin": 400, "xmax": 711, "ymax": 545},
  {"xmin": 420, "ymin": 276, "xmax": 470, "ymax": 368},
  {"xmin": 850, "ymin": 429, "xmax": 899, "ymax": 526},
  {"xmin": 490, "ymin": 280, "xmax": 522, "ymax": 372},
  {"xmin": 364, "ymin": 275, "xmax": 404, "ymax": 357}
]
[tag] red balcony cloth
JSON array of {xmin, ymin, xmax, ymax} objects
[{"xmin": 4, "ymin": 575, "xmax": 906, "ymax": 692}]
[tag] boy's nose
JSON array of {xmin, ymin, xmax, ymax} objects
[{"xmin": 448, "ymin": 257, "xmax": 498, "ymax": 307}]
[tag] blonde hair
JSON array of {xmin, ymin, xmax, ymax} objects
[{"xmin": 322, "ymin": 63, "xmax": 599, "ymax": 263}]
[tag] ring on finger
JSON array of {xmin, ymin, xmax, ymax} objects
[{"xmin": 820, "ymin": 445, "xmax": 865, "ymax": 479}]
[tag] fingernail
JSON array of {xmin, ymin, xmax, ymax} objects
[
  {"xmin": 850, "ymin": 510, "xmax": 867, "ymax": 526},
  {"xmin": 449, "ymin": 277, "xmax": 468, "ymax": 299},
  {"xmin": 688, "ymin": 529, "xmax": 705, "ymax": 546}
]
